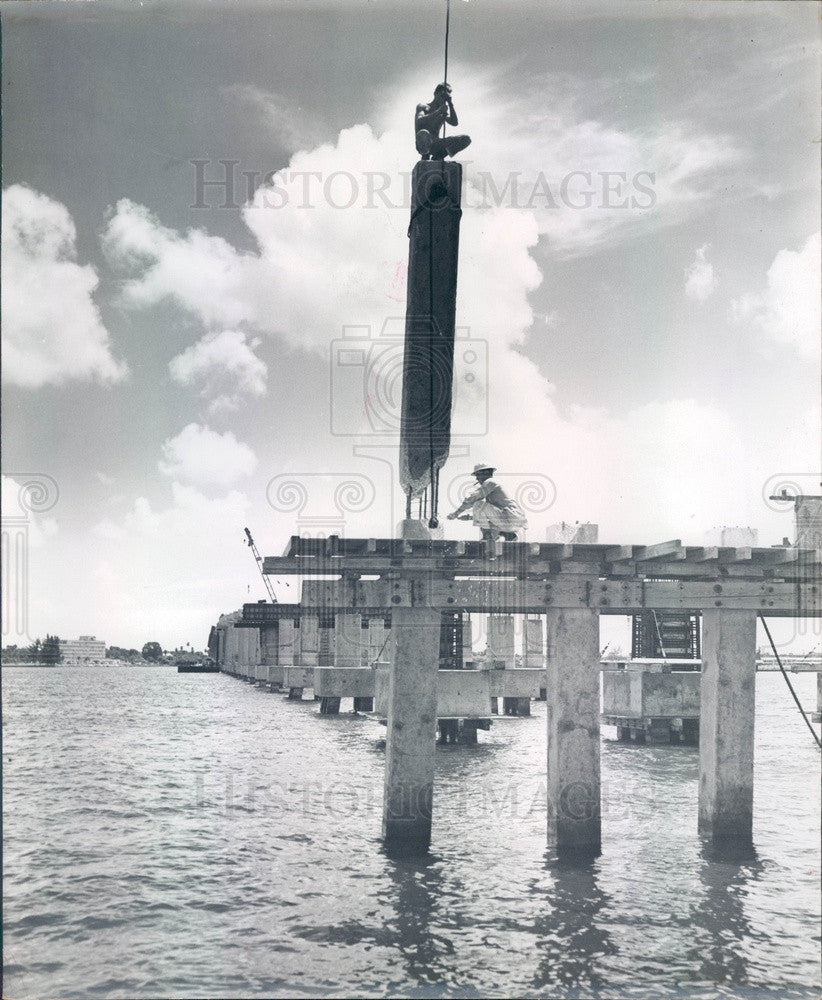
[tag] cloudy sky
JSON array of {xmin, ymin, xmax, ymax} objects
[{"xmin": 2, "ymin": 0, "xmax": 819, "ymax": 651}]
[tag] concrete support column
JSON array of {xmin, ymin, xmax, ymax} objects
[
  {"xmin": 524, "ymin": 616, "xmax": 544, "ymax": 667},
  {"xmin": 461, "ymin": 615, "xmax": 474, "ymax": 667},
  {"xmin": 260, "ymin": 624, "xmax": 282, "ymax": 689},
  {"xmin": 460, "ymin": 720, "xmax": 479, "ymax": 744},
  {"xmin": 510, "ymin": 613, "xmax": 542, "ymax": 715},
  {"xmin": 546, "ymin": 608, "xmax": 601, "ymax": 856},
  {"xmin": 244, "ymin": 628, "xmax": 261, "ymax": 667},
  {"xmin": 238, "ymin": 627, "xmax": 250, "ymax": 667},
  {"xmin": 382, "ymin": 606, "xmax": 440, "ymax": 855},
  {"xmin": 250, "ymin": 628, "xmax": 261, "ymax": 675},
  {"xmin": 490, "ymin": 613, "xmax": 521, "ymax": 714},
  {"xmin": 279, "ymin": 619, "xmax": 301, "ymax": 696},
  {"xmin": 278, "ymin": 619, "xmax": 296, "ymax": 666},
  {"xmin": 353, "ymin": 617, "xmax": 385, "ymax": 711},
  {"xmin": 698, "ymin": 609, "xmax": 757, "ymax": 843},
  {"xmin": 335, "ymin": 613, "xmax": 365, "ymax": 667},
  {"xmin": 226, "ymin": 626, "xmax": 241, "ymax": 675},
  {"xmin": 648, "ymin": 718, "xmax": 672, "ymax": 744},
  {"xmin": 536, "ymin": 617, "xmax": 550, "ymax": 701},
  {"xmin": 260, "ymin": 625, "xmax": 279, "ymax": 665},
  {"xmin": 487, "ymin": 614, "xmax": 516, "ymax": 666},
  {"xmin": 318, "ymin": 621, "xmax": 334, "ymax": 666},
  {"xmin": 299, "ymin": 616, "xmax": 319, "ymax": 666},
  {"xmin": 368, "ymin": 618, "xmax": 388, "ymax": 666}
]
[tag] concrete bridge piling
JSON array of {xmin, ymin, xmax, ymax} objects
[
  {"xmin": 382, "ymin": 607, "xmax": 441, "ymax": 854},
  {"xmin": 217, "ymin": 534, "xmax": 820, "ymax": 858},
  {"xmin": 546, "ymin": 608, "xmax": 602, "ymax": 855},
  {"xmin": 698, "ymin": 609, "xmax": 757, "ymax": 842}
]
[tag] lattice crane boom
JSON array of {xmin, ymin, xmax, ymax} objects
[{"xmin": 244, "ymin": 527, "xmax": 278, "ymax": 603}]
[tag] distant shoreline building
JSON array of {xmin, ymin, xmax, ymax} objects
[{"xmin": 59, "ymin": 635, "xmax": 106, "ymax": 665}]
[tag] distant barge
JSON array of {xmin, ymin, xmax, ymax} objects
[{"xmin": 176, "ymin": 660, "xmax": 219, "ymax": 673}]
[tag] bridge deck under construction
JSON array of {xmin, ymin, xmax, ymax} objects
[{"xmin": 247, "ymin": 536, "xmax": 821, "ymax": 618}]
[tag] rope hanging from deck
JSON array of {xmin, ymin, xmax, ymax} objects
[{"xmin": 759, "ymin": 614, "xmax": 821, "ymax": 749}]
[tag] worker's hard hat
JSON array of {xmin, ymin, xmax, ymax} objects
[{"xmin": 472, "ymin": 463, "xmax": 495, "ymax": 475}]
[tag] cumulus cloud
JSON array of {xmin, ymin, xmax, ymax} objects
[
  {"xmin": 169, "ymin": 329, "xmax": 267, "ymax": 413},
  {"xmin": 101, "ymin": 94, "xmax": 794, "ymax": 544},
  {"xmin": 379, "ymin": 66, "xmax": 744, "ymax": 254},
  {"xmin": 102, "ymin": 200, "xmax": 256, "ymax": 329},
  {"xmin": 159, "ymin": 423, "xmax": 257, "ymax": 488},
  {"xmin": 731, "ymin": 231, "xmax": 820, "ymax": 359},
  {"xmin": 223, "ymin": 84, "xmax": 320, "ymax": 152},
  {"xmin": 90, "ymin": 482, "xmax": 253, "ymax": 645},
  {"xmin": 684, "ymin": 244, "xmax": 716, "ymax": 302},
  {"xmin": 102, "ymin": 66, "xmax": 745, "ymax": 341},
  {"xmin": 2, "ymin": 184, "xmax": 127, "ymax": 388}
]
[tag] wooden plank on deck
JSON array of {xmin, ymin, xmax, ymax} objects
[
  {"xmin": 635, "ymin": 540, "xmax": 685, "ymax": 561},
  {"xmin": 718, "ymin": 547, "xmax": 752, "ymax": 563},
  {"xmin": 605, "ymin": 545, "xmax": 634, "ymax": 562}
]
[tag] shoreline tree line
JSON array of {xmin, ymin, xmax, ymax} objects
[{"xmin": 2, "ymin": 638, "xmax": 172, "ymax": 664}]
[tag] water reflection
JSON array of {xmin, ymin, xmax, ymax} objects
[
  {"xmin": 380, "ymin": 853, "xmax": 456, "ymax": 989},
  {"xmin": 4, "ymin": 668, "xmax": 819, "ymax": 997},
  {"xmin": 688, "ymin": 841, "xmax": 763, "ymax": 988},
  {"xmin": 531, "ymin": 851, "xmax": 616, "ymax": 991}
]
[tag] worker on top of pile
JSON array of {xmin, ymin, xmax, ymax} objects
[
  {"xmin": 447, "ymin": 464, "xmax": 528, "ymax": 552},
  {"xmin": 415, "ymin": 83, "xmax": 472, "ymax": 160}
]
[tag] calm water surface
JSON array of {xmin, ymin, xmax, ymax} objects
[{"xmin": 2, "ymin": 666, "xmax": 820, "ymax": 998}]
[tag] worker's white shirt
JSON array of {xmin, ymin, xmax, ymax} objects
[{"xmin": 464, "ymin": 479, "xmax": 528, "ymax": 531}]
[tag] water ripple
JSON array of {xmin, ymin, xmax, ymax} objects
[{"xmin": 2, "ymin": 666, "xmax": 820, "ymax": 997}]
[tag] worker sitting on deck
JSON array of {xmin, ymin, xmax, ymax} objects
[
  {"xmin": 446, "ymin": 464, "xmax": 528, "ymax": 551},
  {"xmin": 415, "ymin": 83, "xmax": 472, "ymax": 160}
]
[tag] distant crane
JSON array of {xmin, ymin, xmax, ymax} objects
[{"xmin": 244, "ymin": 527, "xmax": 277, "ymax": 603}]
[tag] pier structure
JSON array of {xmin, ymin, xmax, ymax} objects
[
  {"xmin": 235, "ymin": 534, "xmax": 821, "ymax": 856},
  {"xmin": 237, "ymin": 604, "xmax": 545, "ymax": 731},
  {"xmin": 209, "ymin": 612, "xmax": 262, "ymax": 681},
  {"xmin": 228, "ymin": 603, "xmax": 382, "ymax": 709},
  {"xmin": 487, "ymin": 614, "xmax": 518, "ymax": 716},
  {"xmin": 601, "ymin": 658, "xmax": 701, "ymax": 744},
  {"xmin": 216, "ymin": 602, "xmax": 819, "ymax": 744}
]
